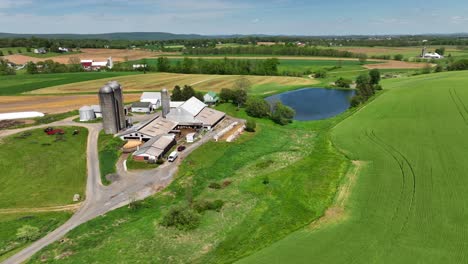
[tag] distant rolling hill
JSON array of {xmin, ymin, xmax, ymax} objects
[{"xmin": 0, "ymin": 32, "xmax": 252, "ymax": 40}]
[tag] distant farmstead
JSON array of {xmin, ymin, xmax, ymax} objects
[
  {"xmin": 81, "ymin": 57, "xmax": 114, "ymax": 70},
  {"xmin": 203, "ymin": 91, "xmax": 219, "ymax": 105}
]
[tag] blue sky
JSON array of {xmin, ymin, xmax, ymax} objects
[{"xmin": 0, "ymin": 0, "xmax": 467, "ymax": 35}]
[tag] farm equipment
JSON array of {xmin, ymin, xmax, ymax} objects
[{"xmin": 46, "ymin": 129, "xmax": 65, "ymax": 135}]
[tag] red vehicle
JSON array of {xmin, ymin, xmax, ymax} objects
[
  {"xmin": 46, "ymin": 129, "xmax": 65, "ymax": 135},
  {"xmin": 177, "ymin": 145, "xmax": 186, "ymax": 151}
]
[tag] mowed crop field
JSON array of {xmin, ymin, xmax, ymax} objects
[
  {"xmin": 0, "ymin": 72, "xmax": 139, "ymax": 95},
  {"xmin": 239, "ymin": 71, "xmax": 468, "ymax": 263},
  {"xmin": 27, "ymin": 72, "xmax": 318, "ymax": 95}
]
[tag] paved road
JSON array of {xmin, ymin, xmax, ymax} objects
[{"xmin": 2, "ymin": 116, "xmax": 216, "ymax": 264}]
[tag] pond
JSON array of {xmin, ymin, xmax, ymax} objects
[{"xmin": 265, "ymin": 88, "xmax": 355, "ymax": 121}]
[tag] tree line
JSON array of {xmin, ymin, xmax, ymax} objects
[
  {"xmin": 113, "ymin": 57, "xmax": 281, "ymax": 76},
  {"xmin": 183, "ymin": 46, "xmax": 362, "ymax": 58}
]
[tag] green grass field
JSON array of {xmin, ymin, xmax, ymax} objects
[
  {"xmin": 0, "ymin": 72, "xmax": 139, "ymax": 95},
  {"xmin": 98, "ymin": 131, "xmax": 124, "ymax": 185},
  {"xmin": 0, "ymin": 127, "xmax": 88, "ymax": 208},
  {"xmin": 238, "ymin": 71, "xmax": 468, "ymax": 263},
  {"xmin": 0, "ymin": 212, "xmax": 71, "ymax": 262},
  {"xmin": 28, "ymin": 102, "xmax": 351, "ymax": 263}
]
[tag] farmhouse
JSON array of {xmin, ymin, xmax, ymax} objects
[
  {"xmin": 133, "ymin": 134, "xmax": 176, "ymax": 161},
  {"xmin": 203, "ymin": 91, "xmax": 219, "ymax": 105},
  {"xmin": 140, "ymin": 92, "xmax": 161, "ymax": 109},
  {"xmin": 33, "ymin": 48, "xmax": 47, "ymax": 54},
  {"xmin": 131, "ymin": 102, "xmax": 152, "ymax": 113}
]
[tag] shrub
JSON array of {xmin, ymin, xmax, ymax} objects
[
  {"xmin": 156, "ymin": 158, "xmax": 165, "ymax": 165},
  {"xmin": 16, "ymin": 225, "xmax": 40, "ymax": 241},
  {"xmin": 434, "ymin": 64, "xmax": 443, "ymax": 72},
  {"xmin": 262, "ymin": 176, "xmax": 270, "ymax": 185},
  {"xmin": 335, "ymin": 77, "xmax": 352, "ymax": 88},
  {"xmin": 208, "ymin": 182, "xmax": 222, "ymax": 189},
  {"xmin": 193, "ymin": 199, "xmax": 225, "ymax": 213},
  {"xmin": 245, "ymin": 119, "xmax": 256, "ymax": 132},
  {"xmin": 245, "ymin": 97, "xmax": 270, "ymax": 118},
  {"xmin": 393, "ymin": 54, "xmax": 404, "ymax": 61},
  {"xmin": 271, "ymin": 101, "xmax": 295, "ymax": 125},
  {"xmin": 313, "ymin": 69, "xmax": 327, "ymax": 78},
  {"xmin": 160, "ymin": 206, "xmax": 200, "ymax": 230},
  {"xmin": 350, "ymin": 95, "xmax": 362, "ymax": 107}
]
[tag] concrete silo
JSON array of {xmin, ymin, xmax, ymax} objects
[
  {"xmin": 161, "ymin": 88, "xmax": 170, "ymax": 118},
  {"xmin": 99, "ymin": 82, "xmax": 126, "ymax": 134},
  {"xmin": 79, "ymin": 105, "xmax": 96, "ymax": 121}
]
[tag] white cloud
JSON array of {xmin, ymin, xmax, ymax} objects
[
  {"xmin": 252, "ymin": 18, "xmax": 260, "ymax": 23},
  {"xmin": 451, "ymin": 16, "xmax": 468, "ymax": 24}
]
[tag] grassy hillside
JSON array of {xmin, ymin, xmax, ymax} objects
[
  {"xmin": 28, "ymin": 72, "xmax": 317, "ymax": 95},
  {"xmin": 0, "ymin": 127, "xmax": 88, "ymax": 208},
  {"xmin": 238, "ymin": 71, "xmax": 468, "ymax": 263},
  {"xmin": 28, "ymin": 104, "xmax": 351, "ymax": 263},
  {"xmin": 0, "ymin": 72, "xmax": 139, "ymax": 95}
]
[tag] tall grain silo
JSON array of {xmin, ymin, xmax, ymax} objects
[
  {"xmin": 161, "ymin": 88, "xmax": 170, "ymax": 118},
  {"xmin": 107, "ymin": 81, "xmax": 126, "ymax": 130}
]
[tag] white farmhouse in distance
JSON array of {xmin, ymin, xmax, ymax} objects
[
  {"xmin": 140, "ymin": 92, "xmax": 161, "ymax": 109},
  {"xmin": 422, "ymin": 52, "xmax": 444, "ymax": 59}
]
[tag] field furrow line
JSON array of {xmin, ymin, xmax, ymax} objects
[
  {"xmin": 370, "ymin": 131, "xmax": 416, "ymax": 234},
  {"xmin": 449, "ymin": 88, "xmax": 468, "ymax": 125}
]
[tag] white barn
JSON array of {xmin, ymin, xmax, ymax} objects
[{"xmin": 140, "ymin": 92, "xmax": 162, "ymax": 109}]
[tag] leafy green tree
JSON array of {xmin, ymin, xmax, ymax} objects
[
  {"xmin": 245, "ymin": 97, "xmax": 271, "ymax": 118},
  {"xmin": 358, "ymin": 53, "xmax": 368, "ymax": 64},
  {"xmin": 335, "ymin": 77, "xmax": 352, "ymax": 88},
  {"xmin": 314, "ymin": 69, "xmax": 327, "ymax": 78},
  {"xmin": 157, "ymin": 56, "xmax": 171, "ymax": 72},
  {"xmin": 0, "ymin": 59, "xmax": 16, "ymax": 75},
  {"xmin": 182, "ymin": 85, "xmax": 196, "ymax": 100},
  {"xmin": 369, "ymin": 69, "xmax": 381, "ymax": 85},
  {"xmin": 356, "ymin": 74, "xmax": 374, "ymax": 99},
  {"xmin": 26, "ymin": 62, "xmax": 38, "ymax": 74},
  {"xmin": 171, "ymin": 85, "xmax": 183, "ymax": 101},
  {"xmin": 271, "ymin": 101, "xmax": 295, "ymax": 125},
  {"xmin": 350, "ymin": 95, "xmax": 362, "ymax": 107},
  {"xmin": 245, "ymin": 119, "xmax": 257, "ymax": 132},
  {"xmin": 435, "ymin": 47, "xmax": 446, "ymax": 55},
  {"xmin": 219, "ymin": 88, "xmax": 234, "ymax": 102},
  {"xmin": 181, "ymin": 57, "xmax": 195, "ymax": 73},
  {"xmin": 0, "ymin": 50, "xmax": 3, "ymax": 56},
  {"xmin": 394, "ymin": 54, "xmax": 404, "ymax": 61}
]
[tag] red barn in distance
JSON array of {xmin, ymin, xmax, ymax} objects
[{"xmin": 80, "ymin": 57, "xmax": 113, "ymax": 70}]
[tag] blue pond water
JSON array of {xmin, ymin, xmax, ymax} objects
[{"xmin": 266, "ymin": 88, "xmax": 355, "ymax": 121}]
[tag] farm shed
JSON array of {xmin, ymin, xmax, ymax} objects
[
  {"xmin": 140, "ymin": 92, "xmax": 161, "ymax": 109},
  {"xmin": 119, "ymin": 115, "xmax": 178, "ymax": 142},
  {"xmin": 91, "ymin": 105, "xmax": 102, "ymax": 118},
  {"xmin": 131, "ymin": 102, "xmax": 152, "ymax": 113},
  {"xmin": 133, "ymin": 134, "xmax": 176, "ymax": 161}
]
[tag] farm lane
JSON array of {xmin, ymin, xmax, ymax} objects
[{"xmin": 2, "ymin": 117, "xmax": 217, "ymax": 264}]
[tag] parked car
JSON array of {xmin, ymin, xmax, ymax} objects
[
  {"xmin": 167, "ymin": 151, "xmax": 178, "ymax": 162},
  {"xmin": 177, "ymin": 145, "xmax": 186, "ymax": 151}
]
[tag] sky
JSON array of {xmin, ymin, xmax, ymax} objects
[{"xmin": 0, "ymin": 0, "xmax": 468, "ymax": 35}]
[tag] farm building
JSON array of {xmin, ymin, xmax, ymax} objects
[
  {"xmin": 79, "ymin": 105, "xmax": 96, "ymax": 121},
  {"xmin": 422, "ymin": 52, "xmax": 444, "ymax": 59},
  {"xmin": 131, "ymin": 102, "xmax": 152, "ymax": 113},
  {"xmin": 166, "ymin": 97, "xmax": 225, "ymax": 130},
  {"xmin": 33, "ymin": 48, "xmax": 47, "ymax": 54},
  {"xmin": 133, "ymin": 134, "xmax": 176, "ymax": 161},
  {"xmin": 81, "ymin": 57, "xmax": 114, "ymax": 70},
  {"xmin": 58, "ymin": 47, "xmax": 69, "ymax": 53},
  {"xmin": 140, "ymin": 92, "xmax": 161, "ymax": 109},
  {"xmin": 170, "ymin": 101, "xmax": 184, "ymax": 108},
  {"xmin": 203, "ymin": 91, "xmax": 219, "ymax": 105},
  {"xmin": 91, "ymin": 105, "xmax": 102, "ymax": 118},
  {"xmin": 119, "ymin": 115, "xmax": 178, "ymax": 142},
  {"xmin": 133, "ymin": 64, "xmax": 147, "ymax": 70}
]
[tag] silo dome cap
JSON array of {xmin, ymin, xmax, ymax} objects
[
  {"xmin": 99, "ymin": 85, "xmax": 113, "ymax": 94},
  {"xmin": 162, "ymin": 88, "xmax": 168, "ymax": 92},
  {"xmin": 107, "ymin": 81, "xmax": 121, "ymax": 90}
]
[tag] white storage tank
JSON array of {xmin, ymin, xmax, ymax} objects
[{"xmin": 79, "ymin": 105, "xmax": 96, "ymax": 121}]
